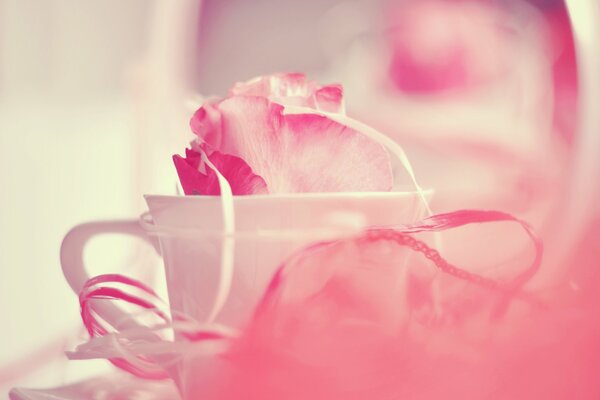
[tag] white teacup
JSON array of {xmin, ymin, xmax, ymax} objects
[{"xmin": 60, "ymin": 191, "xmax": 430, "ymax": 396}]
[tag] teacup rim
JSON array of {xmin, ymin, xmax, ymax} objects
[{"xmin": 144, "ymin": 189, "xmax": 434, "ymax": 202}]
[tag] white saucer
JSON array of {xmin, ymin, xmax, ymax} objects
[{"xmin": 9, "ymin": 372, "xmax": 179, "ymax": 400}]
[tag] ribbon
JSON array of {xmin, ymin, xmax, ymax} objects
[
  {"xmin": 71, "ymin": 208, "xmax": 543, "ymax": 380},
  {"xmin": 199, "ymin": 151, "xmax": 236, "ymax": 324}
]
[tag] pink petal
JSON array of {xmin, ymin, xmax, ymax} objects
[
  {"xmin": 269, "ymin": 73, "xmax": 313, "ymax": 98},
  {"xmin": 227, "ymin": 73, "xmax": 343, "ymax": 111},
  {"xmin": 215, "ymin": 96, "xmax": 392, "ymax": 192},
  {"xmin": 268, "ymin": 73, "xmax": 319, "ymax": 108},
  {"xmin": 229, "ymin": 73, "xmax": 310, "ymax": 98},
  {"xmin": 190, "ymin": 103, "xmax": 222, "ymax": 148},
  {"xmin": 228, "ymin": 76, "xmax": 272, "ymax": 97},
  {"xmin": 278, "ymin": 113, "xmax": 392, "ymax": 192},
  {"xmin": 314, "ymin": 84, "xmax": 344, "ymax": 113},
  {"xmin": 215, "ymin": 95, "xmax": 284, "ymax": 170},
  {"xmin": 173, "ymin": 148, "xmax": 268, "ymax": 195}
]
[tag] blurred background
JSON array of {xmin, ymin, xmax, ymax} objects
[{"xmin": 1, "ymin": 0, "xmax": 598, "ymax": 396}]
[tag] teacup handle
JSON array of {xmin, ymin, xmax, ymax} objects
[{"xmin": 60, "ymin": 219, "xmax": 160, "ymax": 326}]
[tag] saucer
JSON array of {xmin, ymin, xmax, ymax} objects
[{"xmin": 9, "ymin": 372, "xmax": 179, "ymax": 400}]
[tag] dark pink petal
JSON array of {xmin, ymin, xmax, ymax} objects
[
  {"xmin": 184, "ymin": 147, "xmax": 201, "ymax": 169},
  {"xmin": 206, "ymin": 150, "xmax": 269, "ymax": 195},
  {"xmin": 173, "ymin": 152, "xmax": 211, "ymax": 195},
  {"xmin": 215, "ymin": 96, "xmax": 392, "ymax": 192},
  {"xmin": 173, "ymin": 148, "xmax": 268, "ymax": 195}
]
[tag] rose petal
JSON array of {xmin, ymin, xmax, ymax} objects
[
  {"xmin": 229, "ymin": 75, "xmax": 272, "ymax": 97},
  {"xmin": 270, "ymin": 73, "xmax": 314, "ymax": 98},
  {"xmin": 173, "ymin": 152, "xmax": 210, "ymax": 195},
  {"xmin": 314, "ymin": 84, "xmax": 344, "ymax": 113},
  {"xmin": 190, "ymin": 103, "xmax": 222, "ymax": 148},
  {"xmin": 173, "ymin": 148, "xmax": 268, "ymax": 195},
  {"xmin": 206, "ymin": 149, "xmax": 269, "ymax": 195},
  {"xmin": 278, "ymin": 113, "xmax": 392, "ymax": 192},
  {"xmin": 215, "ymin": 96, "xmax": 392, "ymax": 192},
  {"xmin": 227, "ymin": 73, "xmax": 345, "ymax": 112},
  {"xmin": 230, "ymin": 73, "xmax": 310, "ymax": 98}
]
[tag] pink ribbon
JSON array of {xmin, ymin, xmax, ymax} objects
[{"xmin": 77, "ymin": 209, "xmax": 543, "ymax": 380}]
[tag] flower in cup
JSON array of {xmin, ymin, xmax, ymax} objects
[{"xmin": 174, "ymin": 73, "xmax": 393, "ymax": 195}]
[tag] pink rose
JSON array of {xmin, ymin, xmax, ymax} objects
[{"xmin": 174, "ymin": 73, "xmax": 392, "ymax": 195}]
